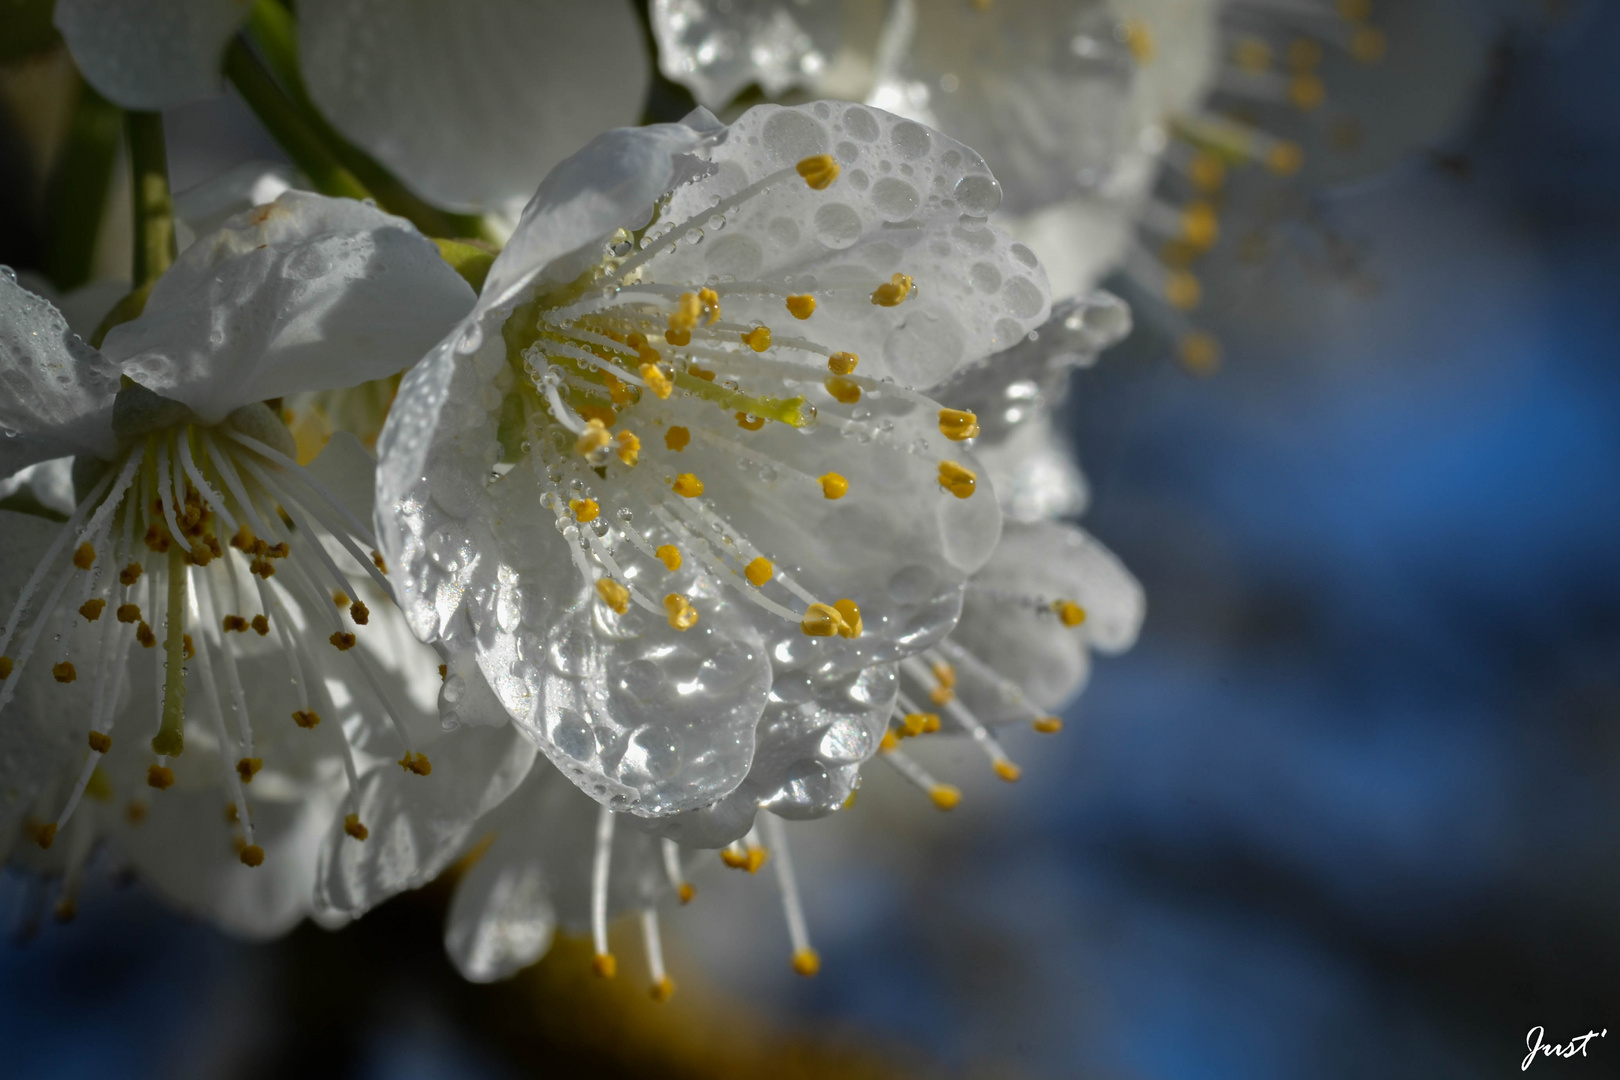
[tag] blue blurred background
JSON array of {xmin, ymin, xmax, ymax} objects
[{"xmin": 4, "ymin": 2, "xmax": 1619, "ymax": 1078}]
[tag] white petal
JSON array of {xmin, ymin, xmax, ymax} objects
[
  {"xmin": 315, "ymin": 722, "xmax": 536, "ymax": 918},
  {"xmin": 443, "ymin": 803, "xmax": 556, "ymax": 982},
  {"xmin": 0, "ymin": 271, "xmax": 121, "ymax": 474},
  {"xmin": 0, "ymin": 459, "xmax": 78, "ymax": 518},
  {"xmin": 652, "ymin": 103, "xmax": 1053, "ymax": 385},
  {"xmin": 298, "ymin": 0, "xmax": 649, "ymax": 213},
  {"xmin": 652, "ymin": 0, "xmax": 846, "ymax": 110},
  {"xmin": 101, "ymin": 191, "xmax": 475, "ymax": 423},
  {"xmin": 1111, "ymin": 0, "xmax": 1221, "ymax": 130},
  {"xmin": 173, "ymin": 161, "xmax": 299, "ymax": 252},
  {"xmin": 955, "ymin": 520, "xmax": 1142, "ymax": 715},
  {"xmin": 976, "ymin": 411, "xmax": 1091, "ymax": 524},
  {"xmin": 868, "ymin": 0, "xmax": 1137, "ymax": 218},
  {"xmin": 53, "ymin": 0, "xmax": 244, "ymax": 109}
]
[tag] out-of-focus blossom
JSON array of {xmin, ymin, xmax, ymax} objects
[
  {"xmin": 52, "ymin": 0, "xmax": 650, "ymax": 212},
  {"xmin": 0, "ymin": 191, "xmax": 478, "ymax": 935}
]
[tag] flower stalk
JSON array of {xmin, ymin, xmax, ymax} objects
[
  {"xmin": 42, "ymin": 76, "xmax": 121, "ymax": 291},
  {"xmin": 125, "ymin": 110, "xmax": 175, "ymax": 289}
]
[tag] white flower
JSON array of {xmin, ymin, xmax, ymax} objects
[
  {"xmin": 376, "ymin": 101, "xmax": 1052, "ymax": 833},
  {"xmin": 0, "ymin": 191, "xmax": 477, "ymax": 934},
  {"xmin": 52, "ymin": 0, "xmax": 650, "ymax": 213}
]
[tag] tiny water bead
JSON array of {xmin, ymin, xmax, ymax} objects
[{"xmin": 0, "ymin": 401, "xmax": 434, "ymax": 875}]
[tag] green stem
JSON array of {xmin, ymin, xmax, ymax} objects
[
  {"xmin": 152, "ymin": 541, "xmax": 188, "ymax": 757},
  {"xmin": 125, "ymin": 111, "xmax": 176, "ymax": 289},
  {"xmin": 223, "ymin": 36, "xmax": 371, "ymax": 202},
  {"xmin": 241, "ymin": 0, "xmax": 498, "ymax": 243},
  {"xmin": 41, "ymin": 77, "xmax": 121, "ymax": 291}
]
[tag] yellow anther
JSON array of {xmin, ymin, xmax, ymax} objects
[
  {"xmin": 664, "ymin": 593, "xmax": 699, "ymax": 631},
  {"xmin": 344, "ymin": 813, "xmax": 369, "ymax": 841},
  {"xmin": 827, "ymin": 351, "xmax": 858, "ymax": 375},
  {"xmin": 1289, "ymin": 73, "xmax": 1325, "ymax": 111},
  {"xmin": 372, "ymin": 549, "xmax": 388, "ymax": 574},
  {"xmin": 579, "ymin": 403, "xmax": 616, "ymax": 428},
  {"xmin": 923, "ymin": 713, "xmax": 941, "ymax": 733},
  {"xmin": 239, "ymin": 845, "xmax": 264, "ymax": 867},
  {"xmin": 800, "ymin": 602, "xmax": 844, "ymax": 637},
  {"xmin": 650, "ymin": 977, "xmax": 676, "ymax": 1002},
  {"xmin": 136, "ymin": 621, "xmax": 156, "ymax": 647},
  {"xmin": 595, "ymin": 578, "xmax": 631, "ymax": 615},
  {"xmin": 126, "ymin": 801, "xmax": 148, "ymax": 823},
  {"xmin": 570, "ymin": 498, "xmax": 600, "ymax": 523},
  {"xmin": 119, "ymin": 562, "xmax": 142, "ymax": 586},
  {"xmin": 1234, "ymin": 37, "xmax": 1272, "ymax": 72},
  {"xmin": 1181, "ymin": 202, "xmax": 1219, "ymax": 251},
  {"xmin": 994, "ymin": 760, "xmax": 1023, "ymax": 783},
  {"xmin": 735, "ymin": 412, "xmax": 765, "ymax": 431},
  {"xmin": 72, "ymin": 542, "xmax": 95, "ymax": 569},
  {"xmin": 870, "ymin": 272, "xmax": 914, "ymax": 307},
  {"xmin": 677, "ymin": 882, "xmax": 695, "ymax": 904},
  {"xmin": 615, "ymin": 430, "xmax": 640, "ymax": 466},
  {"xmin": 932, "ymin": 661, "xmax": 955, "ymax": 687},
  {"xmin": 1288, "ymin": 38, "xmax": 1324, "ymax": 69},
  {"xmin": 236, "ymin": 757, "xmax": 263, "ymax": 783},
  {"xmin": 0, "ymin": 657, "xmax": 10, "ymax": 679},
  {"xmin": 332, "ymin": 590, "xmax": 350, "ymax": 607},
  {"xmin": 785, "ymin": 294, "xmax": 816, "ymax": 320},
  {"xmin": 879, "ymin": 730, "xmax": 899, "ymax": 752},
  {"xmin": 1267, "ymin": 141, "xmax": 1304, "ymax": 176},
  {"xmin": 937, "ymin": 461, "xmax": 977, "ymax": 498},
  {"xmin": 147, "ymin": 764, "xmax": 175, "ymax": 790},
  {"xmin": 52, "ymin": 662, "xmax": 76, "ymax": 683},
  {"xmin": 698, "ymin": 286, "xmax": 721, "ymax": 324},
  {"xmin": 1122, "ymin": 19, "xmax": 1155, "ymax": 63},
  {"xmin": 1351, "ymin": 26, "xmax": 1386, "ymax": 63},
  {"xmin": 575, "ymin": 418, "xmax": 612, "ymax": 457},
  {"xmin": 938, "ymin": 408, "xmax": 980, "ymax": 441},
  {"xmin": 665, "ymin": 426, "xmax": 690, "ymax": 451},
  {"xmin": 929, "ymin": 784, "xmax": 962, "ymax": 811},
  {"xmin": 741, "ymin": 325, "xmax": 772, "ymax": 352},
  {"xmin": 439, "ymin": 664, "xmax": 448, "ymax": 680},
  {"xmin": 292, "ymin": 709, "xmax": 322, "ymax": 729},
  {"xmin": 35, "ymin": 822, "xmax": 57, "ymax": 849},
  {"xmin": 182, "ymin": 633, "xmax": 195, "ymax": 660},
  {"xmin": 88, "ymin": 731, "xmax": 112, "ymax": 754},
  {"xmin": 670, "ymin": 291, "xmax": 703, "ymax": 334},
  {"xmin": 656, "ymin": 545, "xmax": 682, "ymax": 571},
  {"xmin": 721, "ymin": 844, "xmax": 768, "ymax": 872},
  {"xmin": 665, "ymin": 327, "xmax": 691, "ymax": 346},
  {"xmin": 1053, "ymin": 600, "xmax": 1088, "ymax": 627},
  {"xmin": 592, "ymin": 953, "xmax": 617, "ymax": 978},
  {"xmin": 929, "ymin": 685, "xmax": 955, "ymax": 706},
  {"xmin": 251, "ymin": 614, "xmax": 270, "ymax": 636},
  {"xmin": 330, "ymin": 631, "xmax": 357, "ymax": 651},
  {"xmin": 1033, "ymin": 717, "xmax": 1064, "ymax": 734},
  {"xmin": 824, "ymin": 376, "xmax": 861, "ymax": 404},
  {"xmin": 796, "ymin": 154, "xmax": 840, "ymax": 190},
  {"xmin": 819, "ymin": 472, "xmax": 849, "ymax": 500},
  {"xmin": 672, "ymin": 472, "xmax": 703, "ymax": 498},
  {"xmin": 833, "ymin": 598, "xmax": 862, "ymax": 638},
  {"xmin": 1179, "ymin": 332, "xmax": 1222, "ymax": 376},
  {"xmin": 605, "ymin": 373, "xmax": 633, "ymax": 405},
  {"xmin": 1165, "ymin": 270, "xmax": 1202, "ymax": 311},
  {"xmin": 688, "ymin": 364, "xmax": 716, "ymax": 381},
  {"xmin": 1189, "ymin": 152, "xmax": 1226, "ymax": 194},
  {"xmin": 79, "ymin": 598, "xmax": 105, "ymax": 621},
  {"xmin": 350, "ymin": 600, "xmax": 370, "ymax": 625},
  {"xmin": 1337, "ymin": 0, "xmax": 1371, "ymax": 21},
  {"xmin": 398, "ymin": 751, "xmax": 433, "ymax": 776},
  {"xmin": 745, "ymin": 557, "xmax": 774, "ymax": 587},
  {"xmin": 902, "ymin": 713, "xmax": 934, "ymax": 738},
  {"xmin": 792, "ymin": 949, "xmax": 822, "ymax": 977},
  {"xmin": 640, "ymin": 362, "xmax": 673, "ymax": 399}
]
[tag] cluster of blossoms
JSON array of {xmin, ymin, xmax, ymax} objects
[{"xmin": 0, "ymin": 0, "xmax": 1474, "ymax": 1000}]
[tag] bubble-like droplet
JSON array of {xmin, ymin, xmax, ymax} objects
[
  {"xmin": 552, "ymin": 709, "xmax": 597, "ymax": 761},
  {"xmin": 812, "ymin": 203, "xmax": 862, "ymax": 249},
  {"xmin": 871, "ymin": 177, "xmax": 920, "ymax": 221},
  {"xmin": 953, "ymin": 174, "xmax": 1003, "ymax": 217},
  {"xmin": 458, "ymin": 323, "xmax": 484, "ymax": 354},
  {"xmin": 442, "ymin": 674, "xmax": 466, "ymax": 703}
]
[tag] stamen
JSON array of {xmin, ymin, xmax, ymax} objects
[
  {"xmin": 937, "ymin": 461, "xmax": 978, "ymax": 498},
  {"xmin": 642, "ymin": 908, "xmax": 675, "ymax": 1002},
  {"xmin": 661, "ymin": 839, "xmax": 694, "ymax": 904},
  {"xmin": 761, "ymin": 815, "xmax": 819, "ymax": 978},
  {"xmin": 590, "ymin": 805, "xmax": 615, "ymax": 976},
  {"xmin": 880, "ymin": 742, "xmax": 961, "ymax": 811}
]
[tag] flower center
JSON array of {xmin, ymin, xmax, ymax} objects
[{"xmin": 0, "ymin": 407, "xmax": 430, "ymax": 871}]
